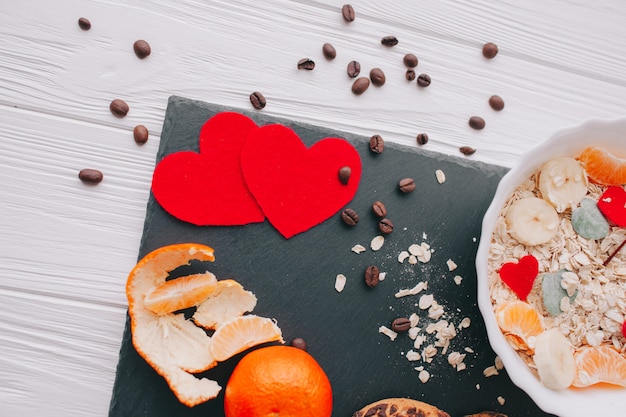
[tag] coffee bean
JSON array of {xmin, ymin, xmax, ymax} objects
[
  {"xmin": 109, "ymin": 99, "xmax": 129, "ymax": 117},
  {"xmin": 416, "ymin": 133, "xmax": 429, "ymax": 145},
  {"xmin": 351, "ymin": 77, "xmax": 370, "ymax": 95},
  {"xmin": 372, "ymin": 201, "xmax": 387, "ymax": 218},
  {"xmin": 322, "ymin": 43, "xmax": 337, "ymax": 60},
  {"xmin": 78, "ymin": 17, "xmax": 91, "ymax": 30},
  {"xmin": 403, "ymin": 53, "xmax": 418, "ymax": 68},
  {"xmin": 346, "ymin": 60, "xmax": 361, "ymax": 78},
  {"xmin": 369, "ymin": 68, "xmax": 386, "ymax": 87},
  {"xmin": 379, "ymin": 218, "xmax": 394, "ymax": 234},
  {"xmin": 417, "ymin": 73, "xmax": 431, "ymax": 87},
  {"xmin": 133, "ymin": 125, "xmax": 149, "ymax": 144},
  {"xmin": 398, "ymin": 178, "xmax": 416, "ymax": 193},
  {"xmin": 290, "ymin": 337, "xmax": 308, "ymax": 351},
  {"xmin": 405, "ymin": 69, "xmax": 416, "ymax": 81},
  {"xmin": 489, "ymin": 95, "xmax": 505, "ymax": 111},
  {"xmin": 381, "ymin": 36, "xmax": 399, "ymax": 47},
  {"xmin": 78, "ymin": 168, "xmax": 103, "ymax": 184},
  {"xmin": 369, "ymin": 134, "xmax": 384, "ymax": 153},
  {"xmin": 364, "ymin": 265, "xmax": 380, "ymax": 288},
  {"xmin": 338, "ymin": 166, "xmax": 351, "ymax": 185},
  {"xmin": 459, "ymin": 146, "xmax": 476, "ymax": 155},
  {"xmin": 249, "ymin": 91, "xmax": 266, "ymax": 110},
  {"xmin": 133, "ymin": 40, "xmax": 151, "ymax": 59},
  {"xmin": 482, "ymin": 42, "xmax": 498, "ymax": 59},
  {"xmin": 341, "ymin": 208, "xmax": 359, "ymax": 226},
  {"xmin": 297, "ymin": 58, "xmax": 315, "ymax": 70},
  {"xmin": 341, "ymin": 4, "xmax": 355, "ymax": 22},
  {"xmin": 469, "ymin": 116, "xmax": 486, "ymax": 130},
  {"xmin": 391, "ymin": 317, "xmax": 411, "ymax": 332}
]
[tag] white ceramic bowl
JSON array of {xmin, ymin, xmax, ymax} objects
[{"xmin": 476, "ymin": 117, "xmax": 626, "ymax": 417}]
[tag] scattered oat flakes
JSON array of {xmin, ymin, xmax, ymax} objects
[
  {"xmin": 453, "ymin": 275, "xmax": 463, "ymax": 285},
  {"xmin": 494, "ymin": 356, "xmax": 504, "ymax": 370},
  {"xmin": 413, "ymin": 335, "xmax": 427, "ymax": 350},
  {"xmin": 464, "ymin": 347, "xmax": 475, "ymax": 353},
  {"xmin": 483, "ymin": 365, "xmax": 499, "ymax": 377},
  {"xmin": 351, "ymin": 244, "xmax": 366, "ymax": 254},
  {"xmin": 398, "ymin": 250, "xmax": 410, "ymax": 263},
  {"xmin": 435, "ymin": 169, "xmax": 446, "ymax": 184},
  {"xmin": 497, "ymin": 396, "xmax": 505, "ymax": 405},
  {"xmin": 408, "ymin": 255, "xmax": 418, "ymax": 265},
  {"xmin": 335, "ymin": 274, "xmax": 347, "ymax": 292},
  {"xmin": 419, "ymin": 294, "xmax": 434, "ymax": 309},
  {"xmin": 370, "ymin": 235, "xmax": 385, "ymax": 251},
  {"xmin": 395, "ymin": 281, "xmax": 427, "ymax": 298},
  {"xmin": 418, "ymin": 369, "xmax": 430, "ymax": 383},
  {"xmin": 379, "ymin": 325, "xmax": 398, "ymax": 341},
  {"xmin": 458, "ymin": 317, "xmax": 471, "ymax": 329},
  {"xmin": 406, "ymin": 350, "xmax": 421, "ymax": 361},
  {"xmin": 378, "ymin": 271, "xmax": 387, "ymax": 281},
  {"xmin": 456, "ymin": 362, "xmax": 467, "ymax": 371},
  {"xmin": 476, "ymin": 383, "xmax": 481, "ymax": 390},
  {"xmin": 446, "ymin": 259, "xmax": 457, "ymax": 271}
]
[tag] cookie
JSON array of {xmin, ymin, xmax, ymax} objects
[
  {"xmin": 352, "ymin": 397, "xmax": 450, "ymax": 417},
  {"xmin": 464, "ymin": 412, "xmax": 508, "ymax": 417}
]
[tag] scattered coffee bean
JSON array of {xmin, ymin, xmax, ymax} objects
[
  {"xmin": 78, "ymin": 17, "xmax": 91, "ymax": 30},
  {"xmin": 364, "ymin": 265, "xmax": 380, "ymax": 288},
  {"xmin": 459, "ymin": 146, "xmax": 476, "ymax": 156},
  {"xmin": 403, "ymin": 53, "xmax": 418, "ymax": 68},
  {"xmin": 372, "ymin": 201, "xmax": 387, "ymax": 218},
  {"xmin": 290, "ymin": 337, "xmax": 308, "ymax": 351},
  {"xmin": 417, "ymin": 73, "xmax": 431, "ymax": 87},
  {"xmin": 341, "ymin": 208, "xmax": 359, "ymax": 226},
  {"xmin": 341, "ymin": 4, "xmax": 355, "ymax": 22},
  {"xmin": 249, "ymin": 91, "xmax": 266, "ymax": 110},
  {"xmin": 391, "ymin": 317, "xmax": 412, "ymax": 332},
  {"xmin": 346, "ymin": 60, "xmax": 361, "ymax": 78},
  {"xmin": 489, "ymin": 95, "xmax": 505, "ymax": 111},
  {"xmin": 297, "ymin": 58, "xmax": 315, "ymax": 70},
  {"xmin": 482, "ymin": 42, "xmax": 498, "ymax": 59},
  {"xmin": 369, "ymin": 68, "xmax": 386, "ymax": 87},
  {"xmin": 379, "ymin": 218, "xmax": 394, "ymax": 234},
  {"xmin": 109, "ymin": 99, "xmax": 129, "ymax": 117},
  {"xmin": 322, "ymin": 43, "xmax": 337, "ymax": 60},
  {"xmin": 133, "ymin": 125, "xmax": 149, "ymax": 144},
  {"xmin": 352, "ymin": 77, "xmax": 370, "ymax": 95},
  {"xmin": 78, "ymin": 168, "xmax": 103, "ymax": 184},
  {"xmin": 469, "ymin": 116, "xmax": 486, "ymax": 130},
  {"xmin": 398, "ymin": 177, "xmax": 416, "ymax": 193},
  {"xmin": 381, "ymin": 36, "xmax": 399, "ymax": 47},
  {"xmin": 368, "ymin": 134, "xmax": 384, "ymax": 153},
  {"xmin": 338, "ymin": 166, "xmax": 351, "ymax": 185},
  {"xmin": 416, "ymin": 133, "xmax": 429, "ymax": 146},
  {"xmin": 133, "ymin": 40, "xmax": 151, "ymax": 59},
  {"xmin": 405, "ymin": 69, "xmax": 416, "ymax": 81}
]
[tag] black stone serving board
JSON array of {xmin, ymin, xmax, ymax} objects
[{"xmin": 109, "ymin": 96, "xmax": 555, "ymax": 417}]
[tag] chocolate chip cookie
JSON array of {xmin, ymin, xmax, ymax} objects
[{"xmin": 352, "ymin": 397, "xmax": 451, "ymax": 417}]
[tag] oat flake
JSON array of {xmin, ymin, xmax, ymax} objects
[
  {"xmin": 435, "ymin": 169, "xmax": 446, "ymax": 184},
  {"xmin": 335, "ymin": 274, "xmax": 347, "ymax": 292},
  {"xmin": 370, "ymin": 235, "xmax": 385, "ymax": 251},
  {"xmin": 351, "ymin": 244, "xmax": 366, "ymax": 254}
]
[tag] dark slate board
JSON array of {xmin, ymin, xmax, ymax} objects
[{"xmin": 109, "ymin": 96, "xmax": 555, "ymax": 417}]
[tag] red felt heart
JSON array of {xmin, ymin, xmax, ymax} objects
[
  {"xmin": 498, "ymin": 255, "xmax": 539, "ymax": 301},
  {"xmin": 597, "ymin": 186, "xmax": 626, "ymax": 227},
  {"xmin": 151, "ymin": 112, "xmax": 265, "ymax": 226},
  {"xmin": 241, "ymin": 124, "xmax": 361, "ymax": 238}
]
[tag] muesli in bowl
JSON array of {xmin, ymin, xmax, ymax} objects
[{"xmin": 476, "ymin": 118, "xmax": 626, "ymax": 417}]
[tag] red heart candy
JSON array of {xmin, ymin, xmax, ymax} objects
[
  {"xmin": 241, "ymin": 124, "xmax": 361, "ymax": 239},
  {"xmin": 498, "ymin": 255, "xmax": 539, "ymax": 301},
  {"xmin": 151, "ymin": 112, "xmax": 265, "ymax": 226},
  {"xmin": 597, "ymin": 186, "xmax": 626, "ymax": 227}
]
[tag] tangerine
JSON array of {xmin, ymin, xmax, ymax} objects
[
  {"xmin": 494, "ymin": 301, "xmax": 545, "ymax": 352},
  {"xmin": 572, "ymin": 345, "xmax": 626, "ymax": 388},
  {"xmin": 578, "ymin": 146, "xmax": 626, "ymax": 186},
  {"xmin": 209, "ymin": 314, "xmax": 284, "ymax": 362},
  {"xmin": 143, "ymin": 272, "xmax": 217, "ymax": 314},
  {"xmin": 224, "ymin": 345, "xmax": 333, "ymax": 417}
]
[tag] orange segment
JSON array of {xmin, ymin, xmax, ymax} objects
[
  {"xmin": 572, "ymin": 345, "xmax": 626, "ymax": 387},
  {"xmin": 192, "ymin": 279, "xmax": 257, "ymax": 329},
  {"xmin": 144, "ymin": 272, "xmax": 218, "ymax": 314},
  {"xmin": 578, "ymin": 146, "xmax": 626, "ymax": 186},
  {"xmin": 210, "ymin": 315, "xmax": 284, "ymax": 362},
  {"xmin": 494, "ymin": 301, "xmax": 545, "ymax": 352}
]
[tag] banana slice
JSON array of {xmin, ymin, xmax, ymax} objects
[
  {"xmin": 533, "ymin": 329, "xmax": 576, "ymax": 390},
  {"xmin": 505, "ymin": 197, "xmax": 559, "ymax": 246},
  {"xmin": 538, "ymin": 157, "xmax": 588, "ymax": 213}
]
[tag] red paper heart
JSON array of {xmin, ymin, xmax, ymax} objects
[
  {"xmin": 241, "ymin": 124, "xmax": 361, "ymax": 238},
  {"xmin": 597, "ymin": 186, "xmax": 626, "ymax": 227},
  {"xmin": 498, "ymin": 255, "xmax": 539, "ymax": 301},
  {"xmin": 151, "ymin": 112, "xmax": 265, "ymax": 225}
]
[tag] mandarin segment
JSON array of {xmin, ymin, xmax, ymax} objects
[
  {"xmin": 494, "ymin": 301, "xmax": 545, "ymax": 352},
  {"xmin": 578, "ymin": 146, "xmax": 626, "ymax": 186},
  {"xmin": 192, "ymin": 279, "xmax": 257, "ymax": 329},
  {"xmin": 209, "ymin": 315, "xmax": 284, "ymax": 362},
  {"xmin": 144, "ymin": 272, "xmax": 218, "ymax": 314},
  {"xmin": 572, "ymin": 345, "xmax": 626, "ymax": 388}
]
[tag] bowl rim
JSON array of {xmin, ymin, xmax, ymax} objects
[{"xmin": 476, "ymin": 116, "xmax": 626, "ymax": 417}]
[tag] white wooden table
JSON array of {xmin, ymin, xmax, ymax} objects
[{"xmin": 1, "ymin": 1, "xmax": 625, "ymax": 416}]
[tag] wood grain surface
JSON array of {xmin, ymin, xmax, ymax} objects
[{"xmin": 1, "ymin": 1, "xmax": 625, "ymax": 416}]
